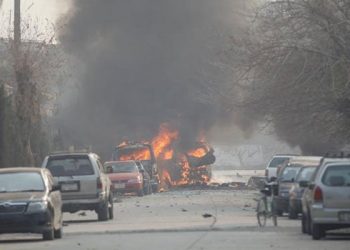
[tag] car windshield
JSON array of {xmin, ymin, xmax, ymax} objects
[
  {"xmin": 280, "ymin": 166, "xmax": 301, "ymax": 182},
  {"xmin": 0, "ymin": 172, "xmax": 45, "ymax": 193},
  {"xmin": 296, "ymin": 167, "xmax": 316, "ymax": 182},
  {"xmin": 47, "ymin": 156, "xmax": 94, "ymax": 177},
  {"xmin": 322, "ymin": 165, "xmax": 350, "ymax": 187},
  {"xmin": 104, "ymin": 162, "xmax": 138, "ymax": 173},
  {"xmin": 268, "ymin": 157, "xmax": 289, "ymax": 168}
]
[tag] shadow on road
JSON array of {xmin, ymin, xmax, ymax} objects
[
  {"xmin": 0, "ymin": 236, "xmax": 42, "ymax": 244},
  {"xmin": 64, "ymin": 219, "xmax": 98, "ymax": 224}
]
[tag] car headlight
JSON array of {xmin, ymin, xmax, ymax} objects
[{"xmin": 27, "ymin": 201, "xmax": 48, "ymax": 213}]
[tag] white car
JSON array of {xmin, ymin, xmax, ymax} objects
[{"xmin": 265, "ymin": 155, "xmax": 296, "ymax": 181}]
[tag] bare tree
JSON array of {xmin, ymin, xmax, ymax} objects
[
  {"xmin": 231, "ymin": 0, "xmax": 350, "ymax": 154},
  {"xmin": 0, "ymin": 15, "xmax": 67, "ymax": 165}
]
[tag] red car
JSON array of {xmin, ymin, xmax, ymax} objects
[{"xmin": 104, "ymin": 161, "xmax": 146, "ymax": 196}]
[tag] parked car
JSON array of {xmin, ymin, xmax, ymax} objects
[
  {"xmin": 288, "ymin": 166, "xmax": 317, "ymax": 219},
  {"xmin": 104, "ymin": 160, "xmax": 149, "ymax": 196},
  {"xmin": 274, "ymin": 156, "xmax": 321, "ymax": 216},
  {"xmin": 301, "ymin": 158, "xmax": 350, "ymax": 240},
  {"xmin": 0, "ymin": 167, "xmax": 63, "ymax": 240},
  {"xmin": 42, "ymin": 152, "xmax": 113, "ymax": 221},
  {"xmin": 265, "ymin": 154, "xmax": 296, "ymax": 181},
  {"xmin": 112, "ymin": 143, "xmax": 160, "ymax": 192}
]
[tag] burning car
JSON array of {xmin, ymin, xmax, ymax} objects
[
  {"xmin": 112, "ymin": 124, "xmax": 216, "ymax": 189},
  {"xmin": 112, "ymin": 143, "xmax": 160, "ymax": 192}
]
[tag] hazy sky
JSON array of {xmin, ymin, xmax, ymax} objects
[{"xmin": 0, "ymin": 0, "xmax": 71, "ymax": 38}]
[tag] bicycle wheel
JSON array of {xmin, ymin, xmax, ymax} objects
[{"xmin": 257, "ymin": 198, "xmax": 267, "ymax": 227}]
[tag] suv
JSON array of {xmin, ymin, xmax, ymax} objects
[
  {"xmin": 42, "ymin": 152, "xmax": 113, "ymax": 221},
  {"xmin": 301, "ymin": 158, "xmax": 350, "ymax": 240},
  {"xmin": 265, "ymin": 155, "xmax": 296, "ymax": 181}
]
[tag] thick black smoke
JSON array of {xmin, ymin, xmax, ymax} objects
[{"xmin": 57, "ymin": 0, "xmax": 247, "ymax": 157}]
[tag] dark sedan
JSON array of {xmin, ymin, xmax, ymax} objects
[
  {"xmin": 0, "ymin": 167, "xmax": 63, "ymax": 240},
  {"xmin": 288, "ymin": 166, "xmax": 316, "ymax": 219}
]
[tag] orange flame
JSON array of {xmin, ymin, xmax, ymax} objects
[
  {"xmin": 119, "ymin": 148, "xmax": 151, "ymax": 161},
  {"xmin": 151, "ymin": 123, "xmax": 178, "ymax": 160},
  {"xmin": 187, "ymin": 147, "xmax": 207, "ymax": 158}
]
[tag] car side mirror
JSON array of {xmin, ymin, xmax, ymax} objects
[
  {"xmin": 51, "ymin": 184, "xmax": 61, "ymax": 192},
  {"xmin": 139, "ymin": 168, "xmax": 145, "ymax": 173},
  {"xmin": 299, "ymin": 180, "xmax": 308, "ymax": 188}
]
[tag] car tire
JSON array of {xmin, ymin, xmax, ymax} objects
[
  {"xmin": 276, "ymin": 209, "xmax": 283, "ymax": 216},
  {"xmin": 54, "ymin": 227, "xmax": 63, "ymax": 239},
  {"xmin": 146, "ymin": 182, "xmax": 152, "ymax": 195},
  {"xmin": 312, "ymin": 223, "xmax": 325, "ymax": 240},
  {"xmin": 108, "ymin": 195, "xmax": 114, "ymax": 220},
  {"xmin": 137, "ymin": 189, "xmax": 144, "ymax": 197},
  {"xmin": 97, "ymin": 200, "xmax": 109, "ymax": 221},
  {"xmin": 306, "ymin": 211, "xmax": 312, "ymax": 235},
  {"xmin": 288, "ymin": 206, "xmax": 298, "ymax": 219},
  {"xmin": 43, "ymin": 212, "xmax": 55, "ymax": 241},
  {"xmin": 301, "ymin": 213, "xmax": 307, "ymax": 234}
]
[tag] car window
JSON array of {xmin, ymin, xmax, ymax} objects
[
  {"xmin": 296, "ymin": 167, "xmax": 316, "ymax": 182},
  {"xmin": 322, "ymin": 165, "xmax": 350, "ymax": 187},
  {"xmin": 47, "ymin": 156, "xmax": 95, "ymax": 177},
  {"xmin": 268, "ymin": 157, "xmax": 289, "ymax": 168},
  {"xmin": 104, "ymin": 162, "xmax": 138, "ymax": 173},
  {"xmin": 0, "ymin": 172, "xmax": 45, "ymax": 192},
  {"xmin": 280, "ymin": 166, "xmax": 301, "ymax": 182}
]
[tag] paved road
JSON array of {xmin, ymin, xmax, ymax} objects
[{"xmin": 0, "ymin": 188, "xmax": 349, "ymax": 250}]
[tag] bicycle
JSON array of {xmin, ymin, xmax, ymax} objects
[{"xmin": 256, "ymin": 181, "xmax": 278, "ymax": 227}]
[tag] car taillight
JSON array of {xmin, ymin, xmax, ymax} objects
[
  {"xmin": 97, "ymin": 177, "xmax": 103, "ymax": 189},
  {"xmin": 313, "ymin": 186, "xmax": 323, "ymax": 202},
  {"xmin": 265, "ymin": 169, "xmax": 268, "ymax": 177}
]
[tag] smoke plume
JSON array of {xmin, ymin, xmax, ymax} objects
[{"xmin": 57, "ymin": 0, "xmax": 248, "ymax": 157}]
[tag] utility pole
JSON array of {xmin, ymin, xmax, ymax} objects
[{"xmin": 14, "ymin": 0, "xmax": 21, "ymax": 53}]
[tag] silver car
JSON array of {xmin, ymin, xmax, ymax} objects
[
  {"xmin": 301, "ymin": 158, "xmax": 350, "ymax": 240},
  {"xmin": 42, "ymin": 152, "xmax": 113, "ymax": 221}
]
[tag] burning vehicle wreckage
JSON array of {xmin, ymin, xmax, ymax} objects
[{"xmin": 112, "ymin": 125, "xmax": 216, "ymax": 191}]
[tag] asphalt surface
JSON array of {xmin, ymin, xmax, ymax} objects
[{"xmin": 0, "ymin": 188, "xmax": 349, "ymax": 250}]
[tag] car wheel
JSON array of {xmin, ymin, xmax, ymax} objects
[
  {"xmin": 306, "ymin": 211, "xmax": 312, "ymax": 235},
  {"xmin": 98, "ymin": 200, "xmax": 109, "ymax": 221},
  {"xmin": 288, "ymin": 206, "xmax": 298, "ymax": 219},
  {"xmin": 147, "ymin": 182, "xmax": 152, "ymax": 195},
  {"xmin": 137, "ymin": 189, "xmax": 144, "ymax": 197},
  {"xmin": 276, "ymin": 209, "xmax": 283, "ymax": 216},
  {"xmin": 312, "ymin": 223, "xmax": 325, "ymax": 240},
  {"xmin": 43, "ymin": 211, "xmax": 55, "ymax": 241},
  {"xmin": 54, "ymin": 227, "xmax": 63, "ymax": 239},
  {"xmin": 108, "ymin": 195, "xmax": 114, "ymax": 220},
  {"xmin": 301, "ymin": 213, "xmax": 307, "ymax": 234}
]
